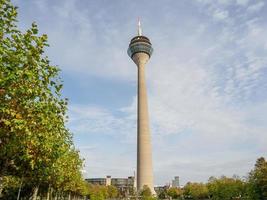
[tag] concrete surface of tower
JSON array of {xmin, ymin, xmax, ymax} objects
[{"xmin": 127, "ymin": 19, "xmax": 155, "ymax": 195}]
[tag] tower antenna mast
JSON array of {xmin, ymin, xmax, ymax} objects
[{"xmin": 138, "ymin": 18, "xmax": 142, "ymax": 36}]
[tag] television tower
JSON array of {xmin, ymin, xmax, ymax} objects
[{"xmin": 127, "ymin": 19, "xmax": 155, "ymax": 194}]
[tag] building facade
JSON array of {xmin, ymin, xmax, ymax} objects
[
  {"xmin": 171, "ymin": 176, "xmax": 180, "ymax": 188},
  {"xmin": 86, "ymin": 176, "xmax": 136, "ymax": 196}
]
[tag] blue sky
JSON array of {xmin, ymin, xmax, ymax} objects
[{"xmin": 13, "ymin": 0, "xmax": 267, "ymax": 186}]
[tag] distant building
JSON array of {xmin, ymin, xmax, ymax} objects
[
  {"xmin": 154, "ymin": 185, "xmax": 170, "ymax": 193},
  {"xmin": 111, "ymin": 176, "xmax": 135, "ymax": 189},
  {"xmin": 171, "ymin": 176, "xmax": 180, "ymax": 188},
  {"xmin": 85, "ymin": 175, "xmax": 111, "ymax": 186},
  {"xmin": 85, "ymin": 176, "xmax": 136, "ymax": 196}
]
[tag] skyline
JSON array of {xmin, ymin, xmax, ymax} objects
[{"xmin": 12, "ymin": 0, "xmax": 267, "ymax": 186}]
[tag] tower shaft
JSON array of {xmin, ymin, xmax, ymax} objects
[
  {"xmin": 133, "ymin": 53, "xmax": 155, "ymax": 194},
  {"xmin": 128, "ymin": 21, "xmax": 154, "ymax": 194}
]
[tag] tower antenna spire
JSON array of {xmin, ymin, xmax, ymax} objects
[{"xmin": 138, "ymin": 18, "xmax": 142, "ymax": 36}]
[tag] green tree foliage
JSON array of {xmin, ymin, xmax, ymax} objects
[
  {"xmin": 0, "ymin": 176, "xmax": 21, "ymax": 199},
  {"xmin": 88, "ymin": 184, "xmax": 103, "ymax": 200},
  {"xmin": 107, "ymin": 185, "xmax": 118, "ymax": 198},
  {"xmin": 184, "ymin": 182, "xmax": 208, "ymax": 200},
  {"xmin": 140, "ymin": 185, "xmax": 155, "ymax": 200},
  {"xmin": 167, "ymin": 187, "xmax": 183, "ymax": 199},
  {"xmin": 207, "ymin": 176, "xmax": 246, "ymax": 200},
  {"xmin": 86, "ymin": 184, "xmax": 118, "ymax": 200},
  {"xmin": 0, "ymin": 0, "xmax": 86, "ymax": 199},
  {"xmin": 157, "ymin": 190, "xmax": 167, "ymax": 199},
  {"xmin": 247, "ymin": 157, "xmax": 267, "ymax": 200}
]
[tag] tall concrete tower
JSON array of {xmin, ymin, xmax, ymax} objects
[{"xmin": 127, "ymin": 20, "xmax": 155, "ymax": 194}]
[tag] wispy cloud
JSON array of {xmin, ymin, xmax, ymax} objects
[
  {"xmin": 68, "ymin": 104, "xmax": 136, "ymax": 140},
  {"xmin": 247, "ymin": 1, "xmax": 265, "ymax": 12},
  {"xmin": 236, "ymin": 0, "xmax": 250, "ymax": 6}
]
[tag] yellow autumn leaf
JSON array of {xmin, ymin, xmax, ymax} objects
[{"xmin": 16, "ymin": 113, "xmax": 22, "ymax": 119}]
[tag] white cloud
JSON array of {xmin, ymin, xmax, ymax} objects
[
  {"xmin": 196, "ymin": 0, "xmax": 233, "ymax": 5},
  {"xmin": 23, "ymin": 0, "xmax": 136, "ymax": 81},
  {"xmin": 213, "ymin": 9, "xmax": 229, "ymax": 21},
  {"xmin": 68, "ymin": 104, "xmax": 136, "ymax": 140},
  {"xmin": 247, "ymin": 1, "xmax": 265, "ymax": 12},
  {"xmin": 236, "ymin": 0, "xmax": 250, "ymax": 6},
  {"xmin": 217, "ymin": 0, "xmax": 234, "ymax": 5}
]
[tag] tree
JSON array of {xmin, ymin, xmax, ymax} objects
[
  {"xmin": 167, "ymin": 187, "xmax": 183, "ymax": 199},
  {"xmin": 87, "ymin": 184, "xmax": 109, "ymax": 200},
  {"xmin": 247, "ymin": 157, "xmax": 267, "ymax": 200},
  {"xmin": 0, "ymin": 176, "xmax": 21, "ymax": 199},
  {"xmin": 157, "ymin": 187, "xmax": 168, "ymax": 199},
  {"xmin": 0, "ymin": 0, "xmax": 85, "ymax": 199},
  {"xmin": 184, "ymin": 182, "xmax": 208, "ymax": 199},
  {"xmin": 140, "ymin": 185, "xmax": 155, "ymax": 200},
  {"xmin": 207, "ymin": 176, "xmax": 246, "ymax": 200},
  {"xmin": 107, "ymin": 185, "xmax": 118, "ymax": 198}
]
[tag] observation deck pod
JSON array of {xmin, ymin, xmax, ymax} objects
[{"xmin": 127, "ymin": 35, "xmax": 153, "ymax": 59}]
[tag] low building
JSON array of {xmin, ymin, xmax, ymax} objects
[
  {"xmin": 111, "ymin": 176, "xmax": 135, "ymax": 188},
  {"xmin": 112, "ymin": 176, "xmax": 135, "ymax": 196},
  {"xmin": 85, "ymin": 176, "xmax": 136, "ymax": 196},
  {"xmin": 85, "ymin": 175, "xmax": 111, "ymax": 186}
]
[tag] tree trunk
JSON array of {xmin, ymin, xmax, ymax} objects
[
  {"xmin": 31, "ymin": 185, "xmax": 39, "ymax": 200},
  {"xmin": 54, "ymin": 192, "xmax": 58, "ymax": 200},
  {"xmin": 50, "ymin": 187, "xmax": 54, "ymax": 199},
  {"xmin": 16, "ymin": 178, "xmax": 23, "ymax": 200},
  {"xmin": 58, "ymin": 191, "xmax": 61, "ymax": 200},
  {"xmin": 0, "ymin": 176, "xmax": 4, "ymax": 197},
  {"xmin": 46, "ymin": 184, "xmax": 51, "ymax": 200},
  {"xmin": 68, "ymin": 192, "xmax": 71, "ymax": 200}
]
